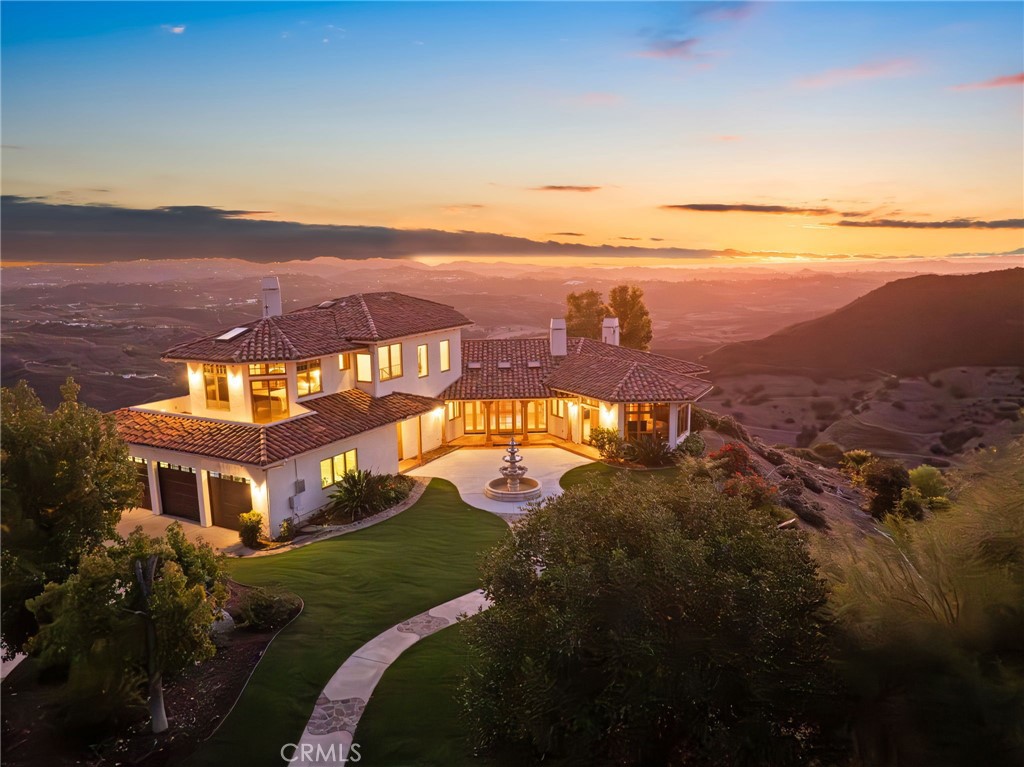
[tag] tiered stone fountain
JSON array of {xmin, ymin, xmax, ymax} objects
[{"xmin": 483, "ymin": 437, "xmax": 542, "ymax": 502}]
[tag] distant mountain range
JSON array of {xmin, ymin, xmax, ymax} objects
[{"xmin": 702, "ymin": 268, "xmax": 1024, "ymax": 377}]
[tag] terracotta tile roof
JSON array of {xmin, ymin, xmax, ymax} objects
[
  {"xmin": 442, "ymin": 337, "xmax": 712, "ymax": 403},
  {"xmin": 163, "ymin": 292, "xmax": 471, "ymax": 363},
  {"xmin": 441, "ymin": 338, "xmax": 559, "ymax": 400},
  {"xmin": 545, "ymin": 355, "xmax": 712, "ymax": 402},
  {"xmin": 114, "ymin": 390, "xmax": 439, "ymax": 466}
]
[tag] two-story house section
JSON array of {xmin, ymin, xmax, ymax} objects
[
  {"xmin": 114, "ymin": 278, "xmax": 469, "ymax": 535},
  {"xmin": 115, "ymin": 278, "xmax": 713, "ymax": 536}
]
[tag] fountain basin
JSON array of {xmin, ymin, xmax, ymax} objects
[{"xmin": 483, "ymin": 476, "xmax": 542, "ymax": 503}]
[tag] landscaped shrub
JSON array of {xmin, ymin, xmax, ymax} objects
[
  {"xmin": 708, "ymin": 442, "xmax": 755, "ymax": 477},
  {"xmin": 233, "ymin": 585, "xmax": 302, "ymax": 631},
  {"xmin": 328, "ymin": 469, "xmax": 414, "ymax": 523},
  {"xmin": 676, "ymin": 432, "xmax": 705, "ymax": 458},
  {"xmin": 722, "ymin": 473, "xmax": 779, "ymax": 509},
  {"xmin": 277, "ymin": 518, "xmax": 297, "ymax": 542},
  {"xmin": 588, "ymin": 426, "xmax": 627, "ymax": 462},
  {"xmin": 689, "ymin": 408, "xmax": 710, "ymax": 432},
  {"xmin": 625, "ymin": 435, "xmax": 674, "ymax": 467},
  {"xmin": 238, "ymin": 511, "xmax": 264, "ymax": 548}
]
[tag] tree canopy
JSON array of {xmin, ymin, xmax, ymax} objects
[
  {"xmin": 1, "ymin": 378, "xmax": 141, "ymax": 656},
  {"xmin": 565, "ymin": 288, "xmax": 610, "ymax": 340},
  {"xmin": 26, "ymin": 523, "xmax": 225, "ymax": 731},
  {"xmin": 565, "ymin": 285, "xmax": 652, "ymax": 350},
  {"xmin": 462, "ymin": 468, "xmax": 842, "ymax": 766}
]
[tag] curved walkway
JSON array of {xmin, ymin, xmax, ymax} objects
[
  {"xmin": 412, "ymin": 445, "xmax": 593, "ymax": 515},
  {"xmin": 294, "ymin": 590, "xmax": 489, "ymax": 766}
]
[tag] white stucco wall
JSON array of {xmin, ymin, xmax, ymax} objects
[
  {"xmin": 264, "ymin": 422, "xmax": 400, "ymax": 535},
  {"xmin": 370, "ymin": 329, "xmax": 463, "ymax": 399}
]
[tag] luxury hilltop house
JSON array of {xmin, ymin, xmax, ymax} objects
[{"xmin": 114, "ymin": 278, "xmax": 713, "ymax": 535}]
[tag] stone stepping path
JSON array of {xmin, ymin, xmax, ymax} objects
[{"xmin": 295, "ymin": 590, "xmax": 490, "ymax": 765}]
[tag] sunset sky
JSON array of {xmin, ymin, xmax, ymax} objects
[{"xmin": 2, "ymin": 1, "xmax": 1022, "ymax": 263}]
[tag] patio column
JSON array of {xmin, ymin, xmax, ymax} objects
[
  {"xmin": 668, "ymin": 404, "xmax": 680, "ymax": 448},
  {"xmin": 483, "ymin": 401, "xmax": 492, "ymax": 442},
  {"xmin": 617, "ymin": 403, "xmax": 626, "ymax": 441},
  {"xmin": 521, "ymin": 400, "xmax": 529, "ymax": 443},
  {"xmin": 686, "ymin": 403, "xmax": 692, "ymax": 437},
  {"xmin": 417, "ymin": 415, "xmax": 424, "ymax": 465}
]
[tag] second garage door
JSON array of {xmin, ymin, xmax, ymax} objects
[
  {"xmin": 208, "ymin": 473, "xmax": 253, "ymax": 531},
  {"xmin": 157, "ymin": 464, "xmax": 201, "ymax": 522}
]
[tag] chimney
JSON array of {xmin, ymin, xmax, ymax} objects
[
  {"xmin": 549, "ymin": 318, "xmax": 567, "ymax": 357},
  {"xmin": 261, "ymin": 276, "xmax": 282, "ymax": 318},
  {"xmin": 602, "ymin": 316, "xmax": 620, "ymax": 346}
]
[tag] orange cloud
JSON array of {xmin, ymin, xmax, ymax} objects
[{"xmin": 950, "ymin": 72, "xmax": 1024, "ymax": 91}]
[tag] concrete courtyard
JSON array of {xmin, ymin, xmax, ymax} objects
[{"xmin": 410, "ymin": 445, "xmax": 592, "ymax": 514}]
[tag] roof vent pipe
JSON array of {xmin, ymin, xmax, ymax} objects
[
  {"xmin": 549, "ymin": 318, "xmax": 567, "ymax": 357},
  {"xmin": 601, "ymin": 316, "xmax": 620, "ymax": 346},
  {"xmin": 261, "ymin": 276, "xmax": 282, "ymax": 318}
]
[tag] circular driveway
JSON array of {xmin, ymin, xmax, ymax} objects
[{"xmin": 410, "ymin": 446, "xmax": 593, "ymax": 514}]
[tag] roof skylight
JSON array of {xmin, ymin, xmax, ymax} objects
[
  {"xmin": 497, "ymin": 361, "xmax": 512, "ymax": 369},
  {"xmin": 467, "ymin": 361, "xmax": 482, "ymax": 369},
  {"xmin": 216, "ymin": 327, "xmax": 250, "ymax": 341},
  {"xmin": 527, "ymin": 360, "xmax": 541, "ymax": 368}
]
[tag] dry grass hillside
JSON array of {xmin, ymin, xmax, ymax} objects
[{"xmin": 701, "ymin": 268, "xmax": 1024, "ymax": 378}]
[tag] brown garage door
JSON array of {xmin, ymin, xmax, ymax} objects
[
  {"xmin": 208, "ymin": 473, "xmax": 253, "ymax": 531},
  {"xmin": 157, "ymin": 464, "xmax": 200, "ymax": 522},
  {"xmin": 134, "ymin": 460, "xmax": 152, "ymax": 509}
]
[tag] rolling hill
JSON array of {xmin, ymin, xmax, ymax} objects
[{"xmin": 701, "ymin": 268, "xmax": 1024, "ymax": 378}]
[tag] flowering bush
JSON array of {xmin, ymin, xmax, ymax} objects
[
  {"xmin": 722, "ymin": 473, "xmax": 779, "ymax": 508},
  {"xmin": 708, "ymin": 442, "xmax": 755, "ymax": 477}
]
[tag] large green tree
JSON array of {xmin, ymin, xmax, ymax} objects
[
  {"xmin": 26, "ymin": 523, "xmax": 224, "ymax": 732},
  {"xmin": 462, "ymin": 469, "xmax": 843, "ymax": 766},
  {"xmin": 607, "ymin": 284, "xmax": 653, "ymax": 350},
  {"xmin": 826, "ymin": 443, "xmax": 1024, "ymax": 767},
  {"xmin": 565, "ymin": 288, "xmax": 611, "ymax": 340},
  {"xmin": 1, "ymin": 378, "xmax": 141, "ymax": 656},
  {"xmin": 565, "ymin": 285, "xmax": 653, "ymax": 350}
]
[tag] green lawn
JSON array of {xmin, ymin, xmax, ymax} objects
[
  {"xmin": 185, "ymin": 479, "xmax": 508, "ymax": 767},
  {"xmin": 356, "ymin": 623, "xmax": 482, "ymax": 766},
  {"xmin": 559, "ymin": 461, "xmax": 681, "ymax": 491}
]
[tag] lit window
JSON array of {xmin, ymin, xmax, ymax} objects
[
  {"xmin": 320, "ymin": 448, "xmax": 358, "ymax": 488},
  {"xmin": 446, "ymin": 400, "xmax": 463, "ymax": 421},
  {"xmin": 339, "ymin": 353, "xmax": 351, "ymax": 371},
  {"xmin": 297, "ymin": 359, "xmax": 322, "ymax": 397},
  {"xmin": 203, "ymin": 364, "xmax": 230, "ymax": 410},
  {"xmin": 378, "ymin": 343, "xmax": 403, "ymax": 381},
  {"xmin": 417, "ymin": 344, "xmax": 429, "ymax": 378},
  {"xmin": 440, "ymin": 339, "xmax": 451, "ymax": 372},
  {"xmin": 549, "ymin": 399, "xmax": 566, "ymax": 418},
  {"xmin": 248, "ymin": 363, "xmax": 286, "ymax": 376},
  {"xmin": 250, "ymin": 378, "xmax": 288, "ymax": 423},
  {"xmin": 356, "ymin": 353, "xmax": 372, "ymax": 383}
]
